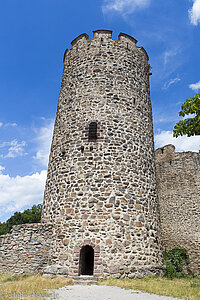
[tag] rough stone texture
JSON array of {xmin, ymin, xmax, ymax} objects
[
  {"xmin": 155, "ymin": 144, "xmax": 200, "ymax": 273},
  {"xmin": 0, "ymin": 224, "xmax": 53, "ymax": 273},
  {"xmin": 41, "ymin": 30, "xmax": 162, "ymax": 278},
  {"xmin": 0, "ymin": 31, "xmax": 199, "ymax": 277}
]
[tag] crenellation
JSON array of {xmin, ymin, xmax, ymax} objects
[
  {"xmin": 71, "ymin": 33, "xmax": 89, "ymax": 47},
  {"xmin": 155, "ymin": 144, "xmax": 175, "ymax": 162},
  {"xmin": 93, "ymin": 29, "xmax": 113, "ymax": 40},
  {"xmin": 118, "ymin": 32, "xmax": 137, "ymax": 45}
]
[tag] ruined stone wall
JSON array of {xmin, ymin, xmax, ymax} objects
[
  {"xmin": 0, "ymin": 224, "xmax": 53, "ymax": 274},
  {"xmin": 42, "ymin": 30, "xmax": 162, "ymax": 278},
  {"xmin": 155, "ymin": 145, "xmax": 200, "ymax": 273}
]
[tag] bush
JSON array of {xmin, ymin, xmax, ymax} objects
[{"xmin": 163, "ymin": 248, "xmax": 189, "ymax": 279}]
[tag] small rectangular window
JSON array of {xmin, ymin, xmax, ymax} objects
[{"xmin": 88, "ymin": 122, "xmax": 97, "ymax": 142}]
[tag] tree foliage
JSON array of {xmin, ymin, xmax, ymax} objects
[
  {"xmin": 173, "ymin": 93, "xmax": 200, "ymax": 137},
  {"xmin": 0, "ymin": 204, "xmax": 42, "ymax": 235}
]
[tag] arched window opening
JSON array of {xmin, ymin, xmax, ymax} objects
[
  {"xmin": 88, "ymin": 122, "xmax": 97, "ymax": 142},
  {"xmin": 79, "ymin": 245, "xmax": 94, "ymax": 276}
]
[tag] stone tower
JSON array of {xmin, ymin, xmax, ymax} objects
[{"xmin": 42, "ymin": 30, "xmax": 162, "ymax": 278}]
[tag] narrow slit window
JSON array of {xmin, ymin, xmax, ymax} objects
[
  {"xmin": 81, "ymin": 146, "xmax": 84, "ymax": 153},
  {"xmin": 88, "ymin": 122, "xmax": 97, "ymax": 142}
]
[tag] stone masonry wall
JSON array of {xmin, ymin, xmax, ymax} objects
[
  {"xmin": 0, "ymin": 31, "xmax": 199, "ymax": 277},
  {"xmin": 0, "ymin": 224, "xmax": 53, "ymax": 274},
  {"xmin": 42, "ymin": 30, "xmax": 163, "ymax": 278},
  {"xmin": 155, "ymin": 145, "xmax": 200, "ymax": 273}
]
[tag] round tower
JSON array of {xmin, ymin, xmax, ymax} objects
[{"xmin": 42, "ymin": 30, "xmax": 162, "ymax": 278}]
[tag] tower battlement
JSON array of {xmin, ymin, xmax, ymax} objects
[{"xmin": 64, "ymin": 30, "xmax": 150, "ymax": 65}]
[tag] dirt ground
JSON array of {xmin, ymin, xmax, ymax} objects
[{"xmin": 46, "ymin": 284, "xmax": 180, "ymax": 300}]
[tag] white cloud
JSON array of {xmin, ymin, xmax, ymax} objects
[
  {"xmin": 0, "ymin": 170, "xmax": 47, "ymax": 220},
  {"xmin": 155, "ymin": 130, "xmax": 200, "ymax": 152},
  {"xmin": 162, "ymin": 77, "xmax": 181, "ymax": 90},
  {"xmin": 0, "ymin": 165, "xmax": 5, "ymax": 174},
  {"xmin": 189, "ymin": 0, "xmax": 200, "ymax": 25},
  {"xmin": 0, "ymin": 120, "xmax": 54, "ymax": 221},
  {"xmin": 102, "ymin": 0, "xmax": 151, "ymax": 15},
  {"xmin": 34, "ymin": 120, "xmax": 54, "ymax": 167},
  {"xmin": 4, "ymin": 122, "xmax": 17, "ymax": 127},
  {"xmin": 0, "ymin": 122, "xmax": 17, "ymax": 128},
  {"xmin": 0, "ymin": 140, "xmax": 27, "ymax": 158},
  {"xmin": 163, "ymin": 48, "xmax": 180, "ymax": 65},
  {"xmin": 189, "ymin": 80, "xmax": 200, "ymax": 92}
]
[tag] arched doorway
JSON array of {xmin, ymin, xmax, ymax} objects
[{"xmin": 79, "ymin": 245, "xmax": 94, "ymax": 275}]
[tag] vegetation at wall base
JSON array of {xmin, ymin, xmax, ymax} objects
[
  {"xmin": 100, "ymin": 249, "xmax": 197, "ymax": 299},
  {"xmin": 163, "ymin": 248, "xmax": 189, "ymax": 279},
  {"xmin": 100, "ymin": 276, "xmax": 200, "ymax": 300},
  {"xmin": 0, "ymin": 273, "xmax": 73, "ymax": 300},
  {"xmin": 0, "ymin": 204, "xmax": 42, "ymax": 235}
]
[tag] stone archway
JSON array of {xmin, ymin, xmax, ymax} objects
[{"xmin": 79, "ymin": 245, "xmax": 94, "ymax": 275}]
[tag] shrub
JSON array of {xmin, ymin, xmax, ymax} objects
[{"xmin": 163, "ymin": 248, "xmax": 189, "ymax": 279}]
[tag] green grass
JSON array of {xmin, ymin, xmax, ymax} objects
[
  {"xmin": 99, "ymin": 276, "xmax": 200, "ymax": 300},
  {"xmin": 0, "ymin": 273, "xmax": 73, "ymax": 300}
]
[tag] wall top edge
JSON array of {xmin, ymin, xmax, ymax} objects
[
  {"xmin": 93, "ymin": 29, "xmax": 113, "ymax": 35},
  {"xmin": 155, "ymin": 144, "xmax": 175, "ymax": 153},
  {"xmin": 155, "ymin": 144, "xmax": 200, "ymax": 155}
]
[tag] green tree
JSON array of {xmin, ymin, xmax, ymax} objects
[
  {"xmin": 173, "ymin": 93, "xmax": 200, "ymax": 137},
  {"xmin": 0, "ymin": 204, "xmax": 42, "ymax": 235}
]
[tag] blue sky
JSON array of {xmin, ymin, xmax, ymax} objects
[{"xmin": 0, "ymin": 0, "xmax": 200, "ymax": 221}]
